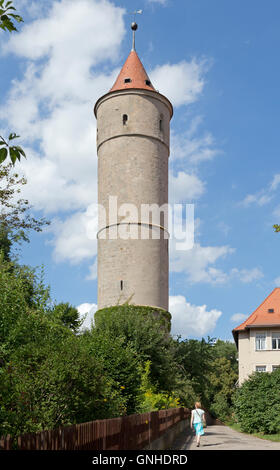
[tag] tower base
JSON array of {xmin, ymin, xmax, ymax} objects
[{"xmin": 94, "ymin": 304, "xmax": 171, "ymax": 333}]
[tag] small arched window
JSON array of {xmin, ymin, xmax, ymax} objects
[{"xmin": 123, "ymin": 114, "xmax": 128, "ymax": 125}]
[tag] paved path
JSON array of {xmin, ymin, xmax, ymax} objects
[{"xmin": 171, "ymin": 425, "xmax": 280, "ymax": 450}]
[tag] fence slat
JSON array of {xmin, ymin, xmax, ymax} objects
[{"xmin": 0, "ymin": 407, "xmax": 190, "ymax": 451}]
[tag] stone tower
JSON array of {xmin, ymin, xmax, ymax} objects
[{"xmin": 94, "ymin": 23, "xmax": 173, "ymax": 311}]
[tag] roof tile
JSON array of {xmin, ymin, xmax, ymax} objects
[
  {"xmin": 233, "ymin": 288, "xmax": 280, "ymax": 332},
  {"xmin": 110, "ymin": 50, "xmax": 155, "ymax": 92}
]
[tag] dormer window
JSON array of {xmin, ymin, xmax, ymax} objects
[
  {"xmin": 145, "ymin": 80, "xmax": 151, "ymax": 86},
  {"xmin": 268, "ymin": 308, "xmax": 274, "ymax": 313},
  {"xmin": 124, "ymin": 78, "xmax": 131, "ymax": 83}
]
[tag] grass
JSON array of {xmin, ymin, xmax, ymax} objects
[{"xmin": 226, "ymin": 421, "xmax": 280, "ymax": 442}]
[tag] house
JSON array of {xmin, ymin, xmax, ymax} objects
[{"xmin": 232, "ymin": 288, "xmax": 280, "ymax": 385}]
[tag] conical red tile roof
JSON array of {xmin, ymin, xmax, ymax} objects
[{"xmin": 110, "ymin": 50, "xmax": 155, "ymax": 92}]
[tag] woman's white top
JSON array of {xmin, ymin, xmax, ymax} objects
[{"xmin": 192, "ymin": 408, "xmax": 205, "ymax": 424}]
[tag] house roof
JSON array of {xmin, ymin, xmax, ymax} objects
[
  {"xmin": 110, "ymin": 50, "xmax": 155, "ymax": 92},
  {"xmin": 232, "ymin": 288, "xmax": 280, "ymax": 346}
]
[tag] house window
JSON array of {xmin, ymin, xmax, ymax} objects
[
  {"xmin": 256, "ymin": 366, "xmax": 266, "ymax": 372},
  {"xmin": 256, "ymin": 333, "xmax": 266, "ymax": 350},
  {"xmin": 272, "ymin": 366, "xmax": 280, "ymax": 372},
  {"xmin": 272, "ymin": 333, "xmax": 280, "ymax": 350},
  {"xmin": 122, "ymin": 114, "xmax": 128, "ymax": 125}
]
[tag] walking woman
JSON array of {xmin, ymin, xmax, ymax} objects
[{"xmin": 190, "ymin": 401, "xmax": 206, "ymax": 447}]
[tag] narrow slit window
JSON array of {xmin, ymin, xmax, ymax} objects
[
  {"xmin": 120, "ymin": 280, "xmax": 123, "ymax": 290},
  {"xmin": 159, "ymin": 119, "xmax": 163, "ymax": 131},
  {"xmin": 123, "ymin": 114, "xmax": 128, "ymax": 125}
]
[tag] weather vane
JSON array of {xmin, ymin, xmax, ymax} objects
[{"xmin": 130, "ymin": 9, "xmax": 143, "ymax": 51}]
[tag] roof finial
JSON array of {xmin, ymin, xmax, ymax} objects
[{"xmin": 131, "ymin": 10, "xmax": 142, "ymax": 51}]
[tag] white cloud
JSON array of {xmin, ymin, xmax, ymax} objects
[
  {"xmin": 147, "ymin": 0, "xmax": 167, "ymax": 4},
  {"xmin": 230, "ymin": 267, "xmax": 263, "ymax": 284},
  {"xmin": 77, "ymin": 302, "xmax": 97, "ymax": 330},
  {"xmin": 274, "ymin": 276, "xmax": 280, "ymax": 286},
  {"xmin": 170, "ymin": 242, "xmax": 234, "ymax": 284},
  {"xmin": 230, "ymin": 313, "xmax": 247, "ymax": 324},
  {"xmin": 240, "ymin": 173, "xmax": 280, "ymax": 208},
  {"xmin": 169, "ymin": 171, "xmax": 205, "ymax": 203},
  {"xmin": 150, "ymin": 59, "xmax": 208, "ymax": 107},
  {"xmin": 241, "ymin": 192, "xmax": 273, "ymax": 207},
  {"xmin": 170, "ymin": 116, "xmax": 221, "ymax": 164},
  {"xmin": 169, "ymin": 295, "xmax": 222, "ymax": 337},
  {"xmin": 3, "ymin": 0, "xmax": 125, "ymax": 64},
  {"xmin": 170, "ymin": 241, "xmax": 263, "ymax": 285},
  {"xmin": 50, "ymin": 203, "xmax": 98, "ymax": 264}
]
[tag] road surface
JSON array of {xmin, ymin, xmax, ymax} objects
[{"xmin": 171, "ymin": 425, "xmax": 280, "ymax": 450}]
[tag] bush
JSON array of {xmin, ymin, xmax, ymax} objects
[
  {"xmin": 234, "ymin": 369, "xmax": 280, "ymax": 434},
  {"xmin": 210, "ymin": 394, "xmax": 232, "ymax": 423},
  {"xmin": 0, "ymin": 259, "xmax": 126, "ymax": 438},
  {"xmin": 136, "ymin": 361, "xmax": 180, "ymax": 413}
]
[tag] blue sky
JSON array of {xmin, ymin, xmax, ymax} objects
[{"xmin": 1, "ymin": 0, "xmax": 280, "ymax": 340}]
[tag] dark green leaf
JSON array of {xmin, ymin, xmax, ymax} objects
[
  {"xmin": 9, "ymin": 14, "xmax": 23, "ymax": 22},
  {"xmin": 9, "ymin": 147, "xmax": 19, "ymax": 164},
  {"xmin": 8, "ymin": 133, "xmax": 20, "ymax": 141},
  {"xmin": 13, "ymin": 146, "xmax": 26, "ymax": 158},
  {"xmin": 0, "ymin": 147, "xmax": 8, "ymax": 163}
]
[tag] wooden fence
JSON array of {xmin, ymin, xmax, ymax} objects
[{"xmin": 0, "ymin": 407, "xmax": 190, "ymax": 451}]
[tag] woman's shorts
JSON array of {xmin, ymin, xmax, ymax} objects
[{"xmin": 193, "ymin": 422, "xmax": 204, "ymax": 436}]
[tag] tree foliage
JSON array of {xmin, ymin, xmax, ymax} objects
[
  {"xmin": 0, "ymin": 134, "xmax": 26, "ymax": 166},
  {"xmin": 0, "ymin": 164, "xmax": 50, "ymax": 259},
  {"xmin": 0, "ymin": 0, "xmax": 23, "ymax": 32},
  {"xmin": 0, "ymin": 256, "xmax": 126, "ymax": 438},
  {"xmin": 233, "ymin": 369, "xmax": 280, "ymax": 434},
  {"xmin": 1, "ymin": 1, "xmax": 26, "ymax": 166}
]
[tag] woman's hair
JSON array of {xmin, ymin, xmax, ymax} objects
[{"xmin": 195, "ymin": 401, "xmax": 201, "ymax": 408}]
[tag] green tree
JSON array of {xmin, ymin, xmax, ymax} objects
[
  {"xmin": 1, "ymin": 2, "xmax": 26, "ymax": 165},
  {"xmin": 94, "ymin": 305, "xmax": 176, "ymax": 393},
  {"xmin": 81, "ymin": 327, "xmax": 140, "ymax": 415},
  {"xmin": 0, "ymin": 0, "xmax": 23, "ymax": 32},
  {"xmin": 0, "ymin": 164, "xmax": 50, "ymax": 259},
  {"xmin": 173, "ymin": 337, "xmax": 215, "ymax": 408},
  {"xmin": 212, "ymin": 339, "xmax": 238, "ymax": 372},
  {"xmin": 50, "ymin": 302, "xmax": 82, "ymax": 333},
  {"xmin": 234, "ymin": 369, "xmax": 280, "ymax": 434},
  {"xmin": 135, "ymin": 360, "xmax": 181, "ymax": 413},
  {"xmin": 0, "ymin": 257, "xmax": 126, "ymax": 438},
  {"xmin": 208, "ymin": 356, "xmax": 238, "ymax": 421}
]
